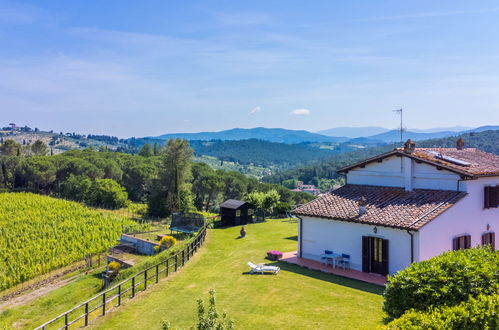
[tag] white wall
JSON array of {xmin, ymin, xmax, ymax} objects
[
  {"xmin": 418, "ymin": 177, "xmax": 499, "ymax": 260},
  {"xmin": 347, "ymin": 155, "xmax": 461, "ymax": 191},
  {"xmin": 299, "ymin": 216, "xmax": 415, "ymax": 275}
]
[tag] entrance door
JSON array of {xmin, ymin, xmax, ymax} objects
[{"xmin": 362, "ymin": 236, "xmax": 389, "ymax": 276}]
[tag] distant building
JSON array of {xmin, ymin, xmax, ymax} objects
[{"xmin": 292, "ymin": 183, "xmax": 321, "ymax": 195}]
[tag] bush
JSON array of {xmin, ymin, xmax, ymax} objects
[
  {"xmin": 384, "ymin": 294, "xmax": 499, "ymax": 330},
  {"xmin": 88, "ymin": 178, "xmax": 129, "ymax": 209},
  {"xmin": 159, "ymin": 235, "xmax": 177, "ymax": 249},
  {"xmin": 108, "ymin": 261, "xmax": 121, "ymax": 272},
  {"xmin": 383, "ymin": 247, "xmax": 499, "ymax": 320}
]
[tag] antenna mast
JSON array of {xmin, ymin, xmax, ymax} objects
[{"xmin": 393, "ymin": 108, "xmax": 403, "ymax": 145}]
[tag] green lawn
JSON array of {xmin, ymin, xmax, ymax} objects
[{"xmin": 90, "ymin": 219, "xmax": 385, "ymax": 329}]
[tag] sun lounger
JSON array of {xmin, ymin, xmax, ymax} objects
[{"xmin": 248, "ymin": 262, "xmax": 280, "ymax": 275}]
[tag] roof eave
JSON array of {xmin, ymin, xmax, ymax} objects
[{"xmin": 292, "ymin": 212, "xmax": 420, "ymax": 231}]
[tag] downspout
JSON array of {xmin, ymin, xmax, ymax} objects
[
  {"xmin": 406, "ymin": 230, "xmax": 414, "ymax": 263},
  {"xmin": 297, "ymin": 215, "xmax": 304, "ymax": 258}
]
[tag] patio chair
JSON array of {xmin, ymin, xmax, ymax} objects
[
  {"xmin": 338, "ymin": 253, "xmax": 351, "ymax": 269},
  {"xmin": 320, "ymin": 250, "xmax": 334, "ymax": 266},
  {"xmin": 248, "ymin": 262, "xmax": 280, "ymax": 275}
]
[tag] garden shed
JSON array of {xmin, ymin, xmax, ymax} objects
[{"xmin": 220, "ymin": 199, "xmax": 254, "ymax": 226}]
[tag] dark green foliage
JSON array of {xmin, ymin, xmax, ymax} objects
[
  {"xmin": 61, "ymin": 174, "xmax": 92, "ymax": 202},
  {"xmin": 30, "ymin": 140, "xmax": 48, "ymax": 156},
  {"xmin": 417, "ymin": 129, "xmax": 499, "ymax": 155},
  {"xmin": 138, "ymin": 143, "xmax": 154, "ymax": 157},
  {"xmin": 0, "ymin": 139, "xmax": 22, "ymax": 156},
  {"xmin": 383, "ymin": 247, "xmax": 499, "ymax": 321},
  {"xmin": 189, "ymin": 139, "xmax": 335, "ymax": 167},
  {"xmin": 87, "ymin": 178, "xmax": 129, "ymax": 209},
  {"xmin": 263, "ymin": 145, "xmax": 395, "ymax": 186},
  {"xmin": 384, "ymin": 294, "xmax": 499, "ymax": 330}
]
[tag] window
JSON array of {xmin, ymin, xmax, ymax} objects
[
  {"xmin": 235, "ymin": 210, "xmax": 241, "ymax": 217},
  {"xmin": 484, "ymin": 186, "xmax": 499, "ymax": 208},
  {"xmin": 248, "ymin": 209, "xmax": 254, "ymax": 215},
  {"xmin": 482, "ymin": 232, "xmax": 495, "ymax": 250},
  {"xmin": 453, "ymin": 235, "xmax": 471, "ymax": 250}
]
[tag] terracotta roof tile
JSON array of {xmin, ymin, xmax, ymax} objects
[
  {"xmin": 293, "ymin": 185, "xmax": 466, "ymax": 230},
  {"xmin": 338, "ymin": 148, "xmax": 499, "ymax": 178}
]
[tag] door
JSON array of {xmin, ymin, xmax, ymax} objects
[{"xmin": 362, "ymin": 236, "xmax": 389, "ymax": 276}]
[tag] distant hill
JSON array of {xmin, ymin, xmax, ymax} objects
[
  {"xmin": 364, "ymin": 130, "xmax": 460, "ymax": 143},
  {"xmin": 409, "ymin": 126, "xmax": 473, "ymax": 133},
  {"xmin": 189, "ymin": 139, "xmax": 336, "ymax": 168},
  {"xmin": 317, "ymin": 126, "xmax": 389, "ymax": 138},
  {"xmin": 154, "ymin": 127, "xmax": 347, "ymax": 144}
]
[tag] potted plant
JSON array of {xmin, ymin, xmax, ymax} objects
[{"xmin": 266, "ymin": 250, "xmax": 283, "ymax": 261}]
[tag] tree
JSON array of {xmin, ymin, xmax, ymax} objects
[
  {"xmin": 88, "ymin": 178, "xmax": 129, "ymax": 209},
  {"xmin": 61, "ymin": 174, "xmax": 92, "ymax": 202},
  {"xmin": 18, "ymin": 157, "xmax": 56, "ymax": 191},
  {"xmin": 0, "ymin": 140, "xmax": 22, "ymax": 156},
  {"xmin": 148, "ymin": 139, "xmax": 192, "ymax": 217},
  {"xmin": 138, "ymin": 143, "xmax": 153, "ymax": 157},
  {"xmin": 261, "ymin": 189, "xmax": 280, "ymax": 219},
  {"xmin": 31, "ymin": 140, "xmax": 48, "ymax": 156}
]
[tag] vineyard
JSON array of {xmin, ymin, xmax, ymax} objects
[{"xmin": 0, "ymin": 193, "xmax": 142, "ymax": 291}]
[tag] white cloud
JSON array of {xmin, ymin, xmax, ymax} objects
[
  {"xmin": 249, "ymin": 106, "xmax": 261, "ymax": 114},
  {"xmin": 290, "ymin": 108, "xmax": 310, "ymax": 116}
]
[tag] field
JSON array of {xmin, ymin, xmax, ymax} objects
[
  {"xmin": 0, "ymin": 193, "xmax": 141, "ymax": 291},
  {"xmin": 90, "ymin": 219, "xmax": 384, "ymax": 329}
]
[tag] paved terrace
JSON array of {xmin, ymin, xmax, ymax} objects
[{"xmin": 281, "ymin": 251, "xmax": 387, "ymax": 286}]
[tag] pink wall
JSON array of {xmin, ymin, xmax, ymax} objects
[{"xmin": 418, "ymin": 177, "xmax": 499, "ymax": 260}]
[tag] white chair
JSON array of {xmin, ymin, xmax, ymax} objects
[{"xmin": 248, "ymin": 262, "xmax": 280, "ymax": 275}]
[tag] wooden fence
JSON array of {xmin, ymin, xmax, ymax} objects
[{"xmin": 35, "ymin": 226, "xmax": 207, "ymax": 330}]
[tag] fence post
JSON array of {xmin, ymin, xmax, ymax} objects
[
  {"xmin": 132, "ymin": 277, "xmax": 135, "ymax": 298},
  {"xmin": 175, "ymin": 255, "xmax": 178, "ymax": 272},
  {"xmin": 102, "ymin": 292, "xmax": 106, "ymax": 316},
  {"xmin": 85, "ymin": 302, "xmax": 89, "ymax": 326},
  {"xmin": 64, "ymin": 313, "xmax": 68, "ymax": 330},
  {"xmin": 144, "ymin": 270, "xmax": 148, "ymax": 290},
  {"xmin": 156, "ymin": 264, "xmax": 159, "ymax": 283},
  {"xmin": 182, "ymin": 250, "xmax": 185, "ymax": 266},
  {"xmin": 118, "ymin": 284, "xmax": 121, "ymax": 306}
]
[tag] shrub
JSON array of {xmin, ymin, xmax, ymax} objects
[
  {"xmin": 162, "ymin": 289, "xmax": 234, "ymax": 330},
  {"xmin": 108, "ymin": 261, "xmax": 121, "ymax": 272},
  {"xmin": 383, "ymin": 246, "xmax": 499, "ymax": 320},
  {"xmin": 384, "ymin": 294, "xmax": 499, "ymax": 330},
  {"xmin": 159, "ymin": 235, "xmax": 177, "ymax": 249}
]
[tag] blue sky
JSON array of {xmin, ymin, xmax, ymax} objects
[{"xmin": 1, "ymin": 1, "xmax": 499, "ymax": 137}]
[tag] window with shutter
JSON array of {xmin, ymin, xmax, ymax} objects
[
  {"xmin": 484, "ymin": 186, "xmax": 499, "ymax": 209},
  {"xmin": 453, "ymin": 234, "xmax": 471, "ymax": 250},
  {"xmin": 482, "ymin": 232, "xmax": 495, "ymax": 250}
]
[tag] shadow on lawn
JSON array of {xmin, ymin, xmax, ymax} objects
[
  {"xmin": 284, "ymin": 235, "xmax": 298, "ymax": 241},
  {"xmin": 269, "ymin": 261, "xmax": 385, "ymax": 295}
]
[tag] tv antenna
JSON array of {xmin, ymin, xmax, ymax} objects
[{"xmin": 393, "ymin": 108, "xmax": 404, "ymax": 145}]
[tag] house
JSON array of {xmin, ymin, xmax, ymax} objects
[
  {"xmin": 293, "ymin": 139, "xmax": 499, "ymax": 276},
  {"xmin": 220, "ymin": 199, "xmax": 254, "ymax": 226}
]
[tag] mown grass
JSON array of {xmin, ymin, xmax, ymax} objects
[{"xmin": 91, "ymin": 219, "xmax": 385, "ymax": 329}]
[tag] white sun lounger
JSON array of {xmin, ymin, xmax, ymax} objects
[{"xmin": 248, "ymin": 262, "xmax": 280, "ymax": 275}]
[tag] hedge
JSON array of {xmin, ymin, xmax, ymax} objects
[
  {"xmin": 383, "ymin": 294, "xmax": 499, "ymax": 330},
  {"xmin": 383, "ymin": 246, "xmax": 499, "ymax": 320}
]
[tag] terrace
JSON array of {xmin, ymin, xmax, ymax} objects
[{"xmin": 280, "ymin": 251, "xmax": 387, "ymax": 286}]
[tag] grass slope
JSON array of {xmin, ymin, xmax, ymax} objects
[{"xmin": 92, "ymin": 219, "xmax": 384, "ymax": 329}]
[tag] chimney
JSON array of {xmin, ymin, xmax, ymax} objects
[
  {"xmin": 403, "ymin": 139, "xmax": 416, "ymax": 154},
  {"xmin": 456, "ymin": 138, "xmax": 465, "ymax": 150},
  {"xmin": 358, "ymin": 196, "xmax": 367, "ymax": 216}
]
